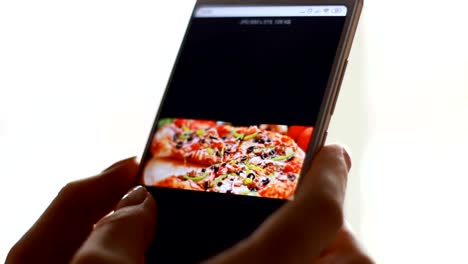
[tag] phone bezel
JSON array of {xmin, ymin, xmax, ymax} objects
[{"xmin": 138, "ymin": 0, "xmax": 363, "ymax": 196}]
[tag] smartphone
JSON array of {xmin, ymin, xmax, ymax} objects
[{"xmin": 138, "ymin": 0, "xmax": 362, "ymax": 262}]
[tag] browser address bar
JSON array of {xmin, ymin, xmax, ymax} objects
[{"xmin": 194, "ymin": 5, "xmax": 347, "ymax": 18}]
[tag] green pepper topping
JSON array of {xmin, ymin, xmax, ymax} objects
[
  {"xmin": 182, "ymin": 125, "xmax": 191, "ymax": 132},
  {"xmin": 246, "ymin": 163, "xmax": 265, "ymax": 173},
  {"xmin": 239, "ymin": 190, "xmax": 260, "ymax": 196},
  {"xmin": 210, "ymin": 174, "xmax": 229, "ymax": 187},
  {"xmin": 253, "ymin": 146, "xmax": 275, "ymax": 154},
  {"xmin": 243, "ymin": 132, "xmax": 258, "ymax": 141},
  {"xmin": 157, "ymin": 118, "xmax": 174, "ymax": 129},
  {"xmin": 178, "ymin": 133, "xmax": 190, "ymax": 140},
  {"xmin": 269, "ymin": 174, "xmax": 276, "ymax": 181},
  {"xmin": 243, "ymin": 178, "xmax": 253, "ymax": 185},
  {"xmin": 232, "ymin": 130, "xmax": 245, "ymax": 140},
  {"xmin": 206, "ymin": 147, "xmax": 213, "ymax": 155},
  {"xmin": 196, "ymin": 129, "xmax": 205, "ymax": 136},
  {"xmin": 184, "ymin": 172, "xmax": 209, "ymax": 182},
  {"xmin": 271, "ymin": 152, "xmax": 296, "ymax": 161}
]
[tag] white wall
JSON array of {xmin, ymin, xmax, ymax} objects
[
  {"xmin": 329, "ymin": 0, "xmax": 468, "ymax": 262},
  {"xmin": 1, "ymin": 1, "xmax": 468, "ymax": 263}
]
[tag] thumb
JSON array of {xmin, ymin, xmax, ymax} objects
[{"xmin": 71, "ymin": 186, "xmax": 157, "ymax": 264}]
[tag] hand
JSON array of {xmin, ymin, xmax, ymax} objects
[
  {"xmin": 6, "ymin": 145, "xmax": 373, "ymax": 264},
  {"xmin": 204, "ymin": 144, "xmax": 373, "ymax": 264},
  {"xmin": 313, "ymin": 222, "xmax": 373, "ymax": 264}
]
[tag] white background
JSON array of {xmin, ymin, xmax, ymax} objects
[{"xmin": 1, "ymin": 1, "xmax": 468, "ymax": 263}]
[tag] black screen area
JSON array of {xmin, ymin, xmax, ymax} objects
[
  {"xmin": 145, "ymin": 14, "xmax": 346, "ymax": 263},
  {"xmin": 159, "ymin": 16, "xmax": 345, "ymax": 126}
]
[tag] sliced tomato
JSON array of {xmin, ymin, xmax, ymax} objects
[
  {"xmin": 190, "ymin": 142, "xmax": 202, "ymax": 151},
  {"xmin": 297, "ymin": 127, "xmax": 314, "ymax": 151},
  {"xmin": 190, "ymin": 120, "xmax": 216, "ymax": 130},
  {"xmin": 283, "ymin": 163, "xmax": 299, "ymax": 173},
  {"xmin": 217, "ymin": 125, "xmax": 232, "ymax": 137},
  {"xmin": 287, "ymin": 125, "xmax": 308, "ymax": 141},
  {"xmin": 174, "ymin": 119, "xmax": 189, "ymax": 128},
  {"xmin": 281, "ymin": 135, "xmax": 294, "ymax": 144},
  {"xmin": 211, "ymin": 141, "xmax": 224, "ymax": 149}
]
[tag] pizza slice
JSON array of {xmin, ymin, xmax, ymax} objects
[
  {"xmin": 206, "ymin": 154, "xmax": 302, "ymax": 198},
  {"xmin": 148, "ymin": 118, "xmax": 307, "ymax": 199},
  {"xmin": 155, "ymin": 176, "xmax": 204, "ymax": 191},
  {"xmin": 152, "ymin": 149, "xmax": 304, "ymax": 199},
  {"xmin": 151, "ymin": 119, "xmax": 258, "ymax": 165},
  {"xmin": 151, "ymin": 119, "xmax": 226, "ymax": 165}
]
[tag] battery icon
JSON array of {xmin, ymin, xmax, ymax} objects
[{"xmin": 331, "ymin": 8, "xmax": 341, "ymax": 14}]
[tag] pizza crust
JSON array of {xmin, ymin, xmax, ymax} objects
[{"xmin": 143, "ymin": 158, "xmax": 204, "ymax": 185}]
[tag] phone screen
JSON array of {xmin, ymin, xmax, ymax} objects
[
  {"xmin": 141, "ymin": 5, "xmax": 350, "ymax": 261},
  {"xmin": 140, "ymin": 5, "xmax": 347, "ymax": 200}
]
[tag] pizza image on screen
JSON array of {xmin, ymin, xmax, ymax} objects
[{"xmin": 142, "ymin": 118, "xmax": 313, "ymax": 199}]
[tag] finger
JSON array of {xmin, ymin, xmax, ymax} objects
[
  {"xmin": 6, "ymin": 157, "xmax": 139, "ymax": 264},
  {"xmin": 252, "ymin": 144, "xmax": 350, "ymax": 260},
  {"xmin": 314, "ymin": 223, "xmax": 374, "ymax": 264},
  {"xmin": 71, "ymin": 186, "xmax": 157, "ymax": 264},
  {"xmin": 207, "ymin": 144, "xmax": 350, "ymax": 264}
]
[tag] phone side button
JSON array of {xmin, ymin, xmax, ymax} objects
[{"xmin": 331, "ymin": 60, "xmax": 348, "ymax": 115}]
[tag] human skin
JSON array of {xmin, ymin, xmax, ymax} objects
[{"xmin": 6, "ymin": 144, "xmax": 374, "ymax": 264}]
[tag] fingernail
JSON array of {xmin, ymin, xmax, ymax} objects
[
  {"xmin": 102, "ymin": 157, "xmax": 137, "ymax": 173},
  {"xmin": 116, "ymin": 185, "xmax": 147, "ymax": 210},
  {"xmin": 342, "ymin": 146, "xmax": 352, "ymax": 171}
]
